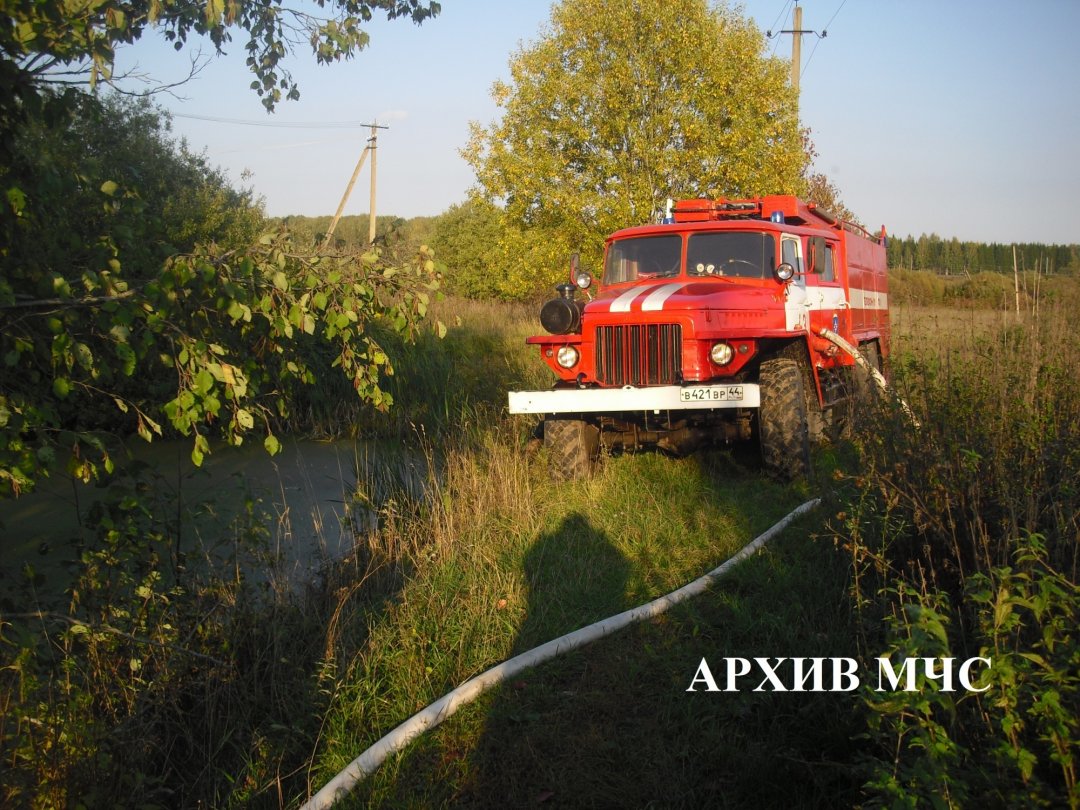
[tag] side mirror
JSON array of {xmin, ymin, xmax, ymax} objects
[{"xmin": 569, "ymin": 252, "xmax": 592, "ymax": 290}]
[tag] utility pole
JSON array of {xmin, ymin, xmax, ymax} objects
[
  {"xmin": 791, "ymin": 4, "xmax": 803, "ymax": 93},
  {"xmin": 767, "ymin": 2, "xmax": 827, "ymax": 98},
  {"xmin": 368, "ymin": 123, "xmax": 378, "ymax": 245},
  {"xmin": 320, "ymin": 122, "xmax": 388, "ymax": 252}
]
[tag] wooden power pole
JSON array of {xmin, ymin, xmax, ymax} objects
[
  {"xmin": 368, "ymin": 123, "xmax": 378, "ymax": 245},
  {"xmin": 791, "ymin": 4, "xmax": 803, "ymax": 94},
  {"xmin": 767, "ymin": 2, "xmax": 827, "ymax": 99},
  {"xmin": 321, "ymin": 122, "xmax": 387, "ymax": 252}
]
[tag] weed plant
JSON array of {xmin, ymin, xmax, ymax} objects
[
  {"xmin": 835, "ymin": 299, "xmax": 1080, "ymax": 808},
  {"xmin": 0, "ymin": 467, "xmax": 350, "ymax": 806}
]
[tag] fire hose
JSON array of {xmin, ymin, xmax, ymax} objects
[
  {"xmin": 816, "ymin": 327, "xmax": 920, "ymax": 428},
  {"xmin": 300, "ymin": 498, "xmax": 821, "ymax": 809}
]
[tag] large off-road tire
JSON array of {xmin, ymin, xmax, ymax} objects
[
  {"xmin": 778, "ymin": 343, "xmax": 825, "ymax": 444},
  {"xmin": 544, "ymin": 417, "xmax": 599, "ymax": 480},
  {"xmin": 758, "ymin": 357, "xmax": 811, "ymax": 481}
]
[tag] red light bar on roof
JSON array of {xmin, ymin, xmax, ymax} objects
[{"xmin": 672, "ymin": 195, "xmax": 834, "ymax": 227}]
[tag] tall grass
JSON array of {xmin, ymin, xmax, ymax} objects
[
  {"xmin": 0, "ymin": 477, "xmax": 360, "ymax": 807},
  {"xmin": 836, "ymin": 298, "xmax": 1080, "ymax": 808}
]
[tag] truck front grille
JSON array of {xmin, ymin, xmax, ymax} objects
[{"xmin": 594, "ymin": 323, "xmax": 682, "ymax": 386}]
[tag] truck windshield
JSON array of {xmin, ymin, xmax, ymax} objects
[
  {"xmin": 686, "ymin": 232, "xmax": 776, "ymax": 279},
  {"xmin": 603, "ymin": 235, "xmax": 682, "ymax": 284}
]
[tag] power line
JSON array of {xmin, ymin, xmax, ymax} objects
[
  {"xmin": 169, "ymin": 112, "xmax": 386, "ymax": 129},
  {"xmin": 768, "ymin": 0, "xmax": 794, "ymax": 57},
  {"xmin": 822, "ymin": 0, "xmax": 848, "ymax": 32},
  {"xmin": 802, "ymin": 0, "xmax": 847, "ymax": 81},
  {"xmin": 216, "ymin": 135, "xmax": 360, "ymax": 154}
]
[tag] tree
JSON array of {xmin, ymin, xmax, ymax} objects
[
  {"xmin": 430, "ymin": 198, "xmax": 505, "ymax": 298},
  {"xmin": 803, "ymin": 170, "xmax": 858, "ymax": 225},
  {"xmin": 0, "ymin": 0, "xmax": 446, "ymax": 496},
  {"xmin": 0, "ymin": 0, "xmax": 440, "ymax": 117},
  {"xmin": 465, "ymin": 0, "xmax": 806, "ymax": 298},
  {"xmin": 0, "ymin": 96, "xmax": 439, "ymax": 497}
]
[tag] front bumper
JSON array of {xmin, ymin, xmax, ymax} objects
[{"xmin": 507, "ymin": 384, "xmax": 760, "ymax": 415}]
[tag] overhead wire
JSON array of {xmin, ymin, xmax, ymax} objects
[
  {"xmin": 767, "ymin": 0, "xmax": 794, "ymax": 57},
  {"xmin": 168, "ymin": 112, "xmax": 377, "ymax": 129},
  {"xmin": 215, "ymin": 135, "xmax": 360, "ymax": 154},
  {"xmin": 821, "ymin": 0, "xmax": 849, "ymax": 32},
  {"xmin": 801, "ymin": 0, "xmax": 848, "ymax": 80}
]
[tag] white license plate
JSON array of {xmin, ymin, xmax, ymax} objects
[{"xmin": 679, "ymin": 385, "xmax": 745, "ymax": 403}]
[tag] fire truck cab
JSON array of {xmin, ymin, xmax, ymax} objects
[{"xmin": 507, "ymin": 195, "xmax": 890, "ymax": 479}]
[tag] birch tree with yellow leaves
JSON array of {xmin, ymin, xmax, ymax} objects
[{"xmin": 464, "ymin": 0, "xmax": 807, "ymax": 299}]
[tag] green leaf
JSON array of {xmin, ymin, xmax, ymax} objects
[
  {"xmin": 264, "ymin": 434, "xmax": 281, "ymax": 456},
  {"xmin": 194, "ymin": 369, "xmax": 214, "ymax": 396},
  {"xmin": 6, "ymin": 186, "xmax": 27, "ymax": 215},
  {"xmin": 100, "ymin": 180, "xmax": 119, "ymax": 196},
  {"xmin": 74, "ymin": 342, "xmax": 94, "ymax": 371},
  {"xmin": 115, "ymin": 343, "xmax": 136, "ymax": 376},
  {"xmin": 236, "ymin": 408, "xmax": 254, "ymax": 430}
]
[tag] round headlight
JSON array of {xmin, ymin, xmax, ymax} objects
[
  {"xmin": 710, "ymin": 342, "xmax": 734, "ymax": 366},
  {"xmin": 574, "ymin": 270, "xmax": 593, "ymax": 290},
  {"xmin": 775, "ymin": 262, "xmax": 796, "ymax": 282},
  {"xmin": 556, "ymin": 345, "xmax": 580, "ymax": 369}
]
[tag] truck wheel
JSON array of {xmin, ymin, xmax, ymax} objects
[
  {"xmin": 758, "ymin": 358, "xmax": 811, "ymax": 480},
  {"xmin": 544, "ymin": 417, "xmax": 599, "ymax": 480}
]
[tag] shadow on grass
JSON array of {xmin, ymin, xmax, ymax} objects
[
  {"xmin": 452, "ymin": 504, "xmax": 864, "ymax": 807},
  {"xmin": 457, "ymin": 513, "xmax": 632, "ymax": 805}
]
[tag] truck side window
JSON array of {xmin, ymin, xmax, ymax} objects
[
  {"xmin": 781, "ymin": 236, "xmax": 804, "ymax": 289},
  {"xmin": 822, "ymin": 245, "xmax": 835, "ymax": 282},
  {"xmin": 781, "ymin": 238, "xmax": 800, "ymax": 270}
]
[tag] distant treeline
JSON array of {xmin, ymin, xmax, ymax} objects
[
  {"xmin": 887, "ymin": 233, "xmax": 1079, "ymax": 276},
  {"xmin": 274, "ymin": 214, "xmax": 438, "ymax": 257}
]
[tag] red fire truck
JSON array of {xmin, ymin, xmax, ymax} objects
[{"xmin": 507, "ymin": 195, "xmax": 890, "ymax": 479}]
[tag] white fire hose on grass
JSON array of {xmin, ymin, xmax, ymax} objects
[{"xmin": 301, "ymin": 497, "xmax": 821, "ymax": 810}]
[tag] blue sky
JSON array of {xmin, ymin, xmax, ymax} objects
[{"xmin": 114, "ymin": 1, "xmax": 1080, "ymax": 245}]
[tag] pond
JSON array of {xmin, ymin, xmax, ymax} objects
[{"xmin": 0, "ymin": 436, "xmax": 429, "ymax": 604}]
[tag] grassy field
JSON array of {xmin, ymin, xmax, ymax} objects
[
  {"xmin": 300, "ymin": 294, "xmax": 1078, "ymax": 809},
  {"xmin": 3, "ymin": 291, "xmax": 1077, "ymax": 808}
]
